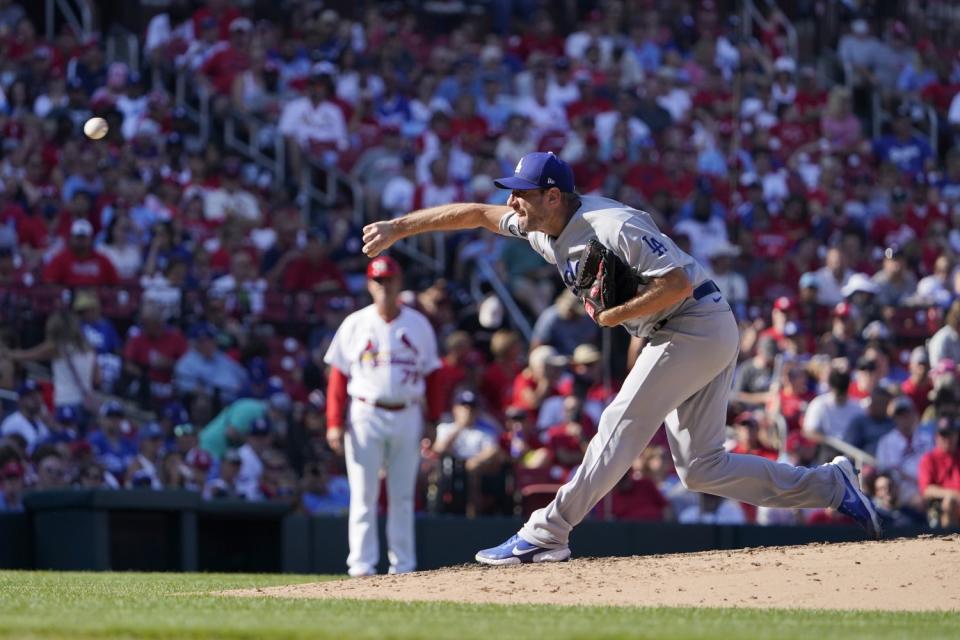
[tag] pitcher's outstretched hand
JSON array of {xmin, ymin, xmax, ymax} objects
[{"xmin": 362, "ymin": 220, "xmax": 401, "ymax": 257}]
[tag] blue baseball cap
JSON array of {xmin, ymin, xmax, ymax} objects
[
  {"xmin": 139, "ymin": 422, "xmax": 165, "ymax": 442},
  {"xmin": 163, "ymin": 402, "xmax": 189, "ymax": 425},
  {"xmin": 16, "ymin": 379, "xmax": 40, "ymax": 398},
  {"xmin": 189, "ymin": 322, "xmax": 217, "ymax": 340},
  {"xmin": 250, "ymin": 417, "xmax": 271, "ymax": 436},
  {"xmin": 100, "ymin": 400, "xmax": 125, "ymax": 417},
  {"xmin": 494, "ymin": 152, "xmax": 575, "ymax": 193},
  {"xmin": 55, "ymin": 405, "xmax": 78, "ymax": 424}
]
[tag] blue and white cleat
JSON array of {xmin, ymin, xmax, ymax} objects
[
  {"xmin": 832, "ymin": 456, "xmax": 882, "ymax": 539},
  {"xmin": 475, "ymin": 534, "xmax": 571, "ymax": 566}
]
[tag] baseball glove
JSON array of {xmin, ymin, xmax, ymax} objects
[{"xmin": 573, "ymin": 238, "xmax": 641, "ymax": 321}]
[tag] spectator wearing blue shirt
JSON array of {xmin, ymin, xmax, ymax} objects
[
  {"xmin": 87, "ymin": 401, "xmax": 137, "ymax": 480},
  {"xmin": 42, "ymin": 405, "xmax": 80, "ymax": 446},
  {"xmin": 173, "ymin": 323, "xmax": 249, "ymax": 404},
  {"xmin": 62, "ymin": 149, "xmax": 104, "ymax": 203},
  {"xmin": 74, "ymin": 291, "xmax": 122, "ymax": 394},
  {"xmin": 873, "ymin": 106, "xmax": 933, "ymax": 177},
  {"xmin": 300, "ymin": 458, "xmax": 350, "ymax": 515}
]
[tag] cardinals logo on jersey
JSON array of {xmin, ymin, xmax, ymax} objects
[
  {"xmin": 398, "ymin": 330, "xmax": 419, "ymax": 356},
  {"xmin": 360, "ymin": 339, "xmax": 378, "ymax": 365}
]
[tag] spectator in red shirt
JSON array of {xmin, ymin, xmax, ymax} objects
[
  {"xmin": 122, "ymin": 303, "xmax": 187, "ymax": 405},
  {"xmin": 730, "ymin": 412, "xmax": 779, "ymax": 461},
  {"xmin": 766, "ymin": 359, "xmax": 814, "ymax": 433},
  {"xmin": 543, "ymin": 395, "xmax": 591, "ymax": 473},
  {"xmin": 199, "ymin": 17, "xmax": 252, "ymax": 99},
  {"xmin": 192, "ymin": 0, "xmax": 243, "ymax": 41},
  {"xmin": 479, "ymin": 329, "xmax": 523, "ymax": 417},
  {"xmin": 609, "ymin": 448, "xmax": 670, "ymax": 521},
  {"xmin": 42, "ymin": 219, "xmax": 119, "ymax": 287},
  {"xmin": 902, "ymin": 346, "xmax": 933, "ymax": 416},
  {"xmin": 848, "ymin": 356, "xmax": 881, "ymax": 401},
  {"xmin": 431, "ymin": 331, "xmax": 475, "ymax": 415},
  {"xmin": 917, "ymin": 417, "xmax": 960, "ymax": 528},
  {"xmin": 280, "ymin": 230, "xmax": 347, "ymax": 293},
  {"xmin": 510, "ymin": 344, "xmax": 567, "ymax": 416}
]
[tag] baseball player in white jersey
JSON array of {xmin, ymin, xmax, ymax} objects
[
  {"xmin": 325, "ymin": 256, "xmax": 442, "ymax": 576},
  {"xmin": 361, "ymin": 151, "xmax": 881, "ymax": 566}
]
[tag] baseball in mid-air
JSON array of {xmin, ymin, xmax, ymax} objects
[{"xmin": 83, "ymin": 117, "xmax": 109, "ymax": 140}]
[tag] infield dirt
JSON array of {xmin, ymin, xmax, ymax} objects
[{"xmin": 226, "ymin": 535, "xmax": 960, "ymax": 611}]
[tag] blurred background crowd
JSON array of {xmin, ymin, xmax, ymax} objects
[{"xmin": 1, "ymin": 0, "xmax": 960, "ymax": 530}]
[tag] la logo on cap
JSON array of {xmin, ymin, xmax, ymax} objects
[
  {"xmin": 515, "ymin": 157, "xmax": 524, "ymax": 173},
  {"xmin": 371, "ymin": 259, "xmax": 388, "ymax": 276}
]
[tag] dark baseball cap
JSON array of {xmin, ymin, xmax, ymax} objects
[
  {"xmin": 936, "ymin": 417, "xmax": 959, "ymax": 435},
  {"xmin": 454, "ymin": 389, "xmax": 479, "ymax": 407},
  {"xmin": 17, "ymin": 379, "xmax": 40, "ymax": 398},
  {"xmin": 494, "ymin": 151, "xmax": 575, "ymax": 193},
  {"xmin": 55, "ymin": 405, "xmax": 79, "ymax": 424},
  {"xmin": 250, "ymin": 417, "xmax": 271, "ymax": 436},
  {"xmin": 100, "ymin": 400, "xmax": 125, "ymax": 417}
]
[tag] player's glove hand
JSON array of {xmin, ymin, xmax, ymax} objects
[{"xmin": 573, "ymin": 238, "xmax": 640, "ymax": 323}]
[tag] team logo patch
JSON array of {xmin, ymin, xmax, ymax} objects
[{"xmin": 507, "ymin": 223, "xmax": 527, "ymax": 238}]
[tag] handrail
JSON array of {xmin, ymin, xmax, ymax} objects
[
  {"xmin": 105, "ymin": 26, "xmax": 140, "ymax": 73},
  {"xmin": 821, "ymin": 435, "xmax": 877, "ymax": 470},
  {"xmin": 46, "ymin": 0, "xmax": 92, "ymax": 41},
  {"xmin": 469, "ymin": 257, "xmax": 533, "ymax": 341},
  {"xmin": 174, "ymin": 70, "xmax": 210, "ymax": 142},
  {"xmin": 299, "ymin": 160, "xmax": 366, "ymax": 228},
  {"xmin": 224, "ymin": 112, "xmax": 286, "ymax": 186},
  {"xmin": 922, "ymin": 102, "xmax": 938, "ymax": 154},
  {"xmin": 743, "ymin": 0, "xmax": 799, "ymax": 63}
]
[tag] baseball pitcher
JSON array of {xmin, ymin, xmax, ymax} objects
[{"xmin": 361, "ymin": 151, "xmax": 881, "ymax": 566}]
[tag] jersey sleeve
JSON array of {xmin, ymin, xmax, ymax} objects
[
  {"xmin": 323, "ymin": 315, "xmax": 354, "ymax": 372},
  {"xmin": 496, "ymin": 211, "xmax": 554, "ymax": 264},
  {"xmin": 616, "ymin": 219, "xmax": 688, "ymax": 280}
]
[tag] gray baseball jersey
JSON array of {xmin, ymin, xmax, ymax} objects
[
  {"xmin": 495, "ymin": 195, "xmax": 849, "ymax": 549},
  {"xmin": 497, "ymin": 195, "xmax": 713, "ymax": 337}
]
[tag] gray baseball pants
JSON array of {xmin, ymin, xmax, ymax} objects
[{"xmin": 519, "ymin": 303, "xmax": 846, "ymax": 548}]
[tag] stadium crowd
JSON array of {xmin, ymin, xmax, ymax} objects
[{"xmin": 2, "ymin": 0, "xmax": 960, "ymax": 530}]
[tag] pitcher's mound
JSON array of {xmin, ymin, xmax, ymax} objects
[{"xmin": 225, "ymin": 535, "xmax": 960, "ymax": 611}]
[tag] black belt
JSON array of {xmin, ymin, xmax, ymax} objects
[
  {"xmin": 357, "ymin": 398, "xmax": 410, "ymax": 411},
  {"xmin": 692, "ymin": 280, "xmax": 721, "ymax": 300},
  {"xmin": 650, "ymin": 280, "xmax": 721, "ymax": 334}
]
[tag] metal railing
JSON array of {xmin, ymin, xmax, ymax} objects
[
  {"xmin": 174, "ymin": 70, "xmax": 211, "ymax": 143},
  {"xmin": 105, "ymin": 25, "xmax": 140, "ymax": 73},
  {"xmin": 224, "ymin": 113, "xmax": 286, "ymax": 186},
  {"xmin": 742, "ymin": 0, "xmax": 799, "ymax": 63},
  {"xmin": 45, "ymin": 0, "xmax": 92, "ymax": 41},
  {"xmin": 822, "ymin": 435, "xmax": 877, "ymax": 470},
  {"xmin": 298, "ymin": 160, "xmax": 365, "ymax": 227}
]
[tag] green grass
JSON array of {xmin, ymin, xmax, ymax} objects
[{"xmin": 0, "ymin": 571, "xmax": 956, "ymax": 640}]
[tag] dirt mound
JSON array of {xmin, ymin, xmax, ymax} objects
[{"xmin": 225, "ymin": 535, "xmax": 960, "ymax": 611}]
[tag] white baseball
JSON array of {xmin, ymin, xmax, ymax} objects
[{"xmin": 83, "ymin": 117, "xmax": 109, "ymax": 140}]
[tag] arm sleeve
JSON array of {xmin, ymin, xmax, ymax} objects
[
  {"xmin": 802, "ymin": 397, "xmax": 824, "ymax": 435},
  {"xmin": 917, "ymin": 452, "xmax": 934, "ymax": 495},
  {"xmin": 617, "ymin": 220, "xmax": 688, "ymax": 280},
  {"xmin": 424, "ymin": 370, "xmax": 445, "ymax": 422},
  {"xmin": 326, "ymin": 367, "xmax": 349, "ymax": 430},
  {"xmin": 323, "ymin": 317, "xmax": 353, "ymax": 372},
  {"xmin": 497, "ymin": 211, "xmax": 554, "ymax": 264}
]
